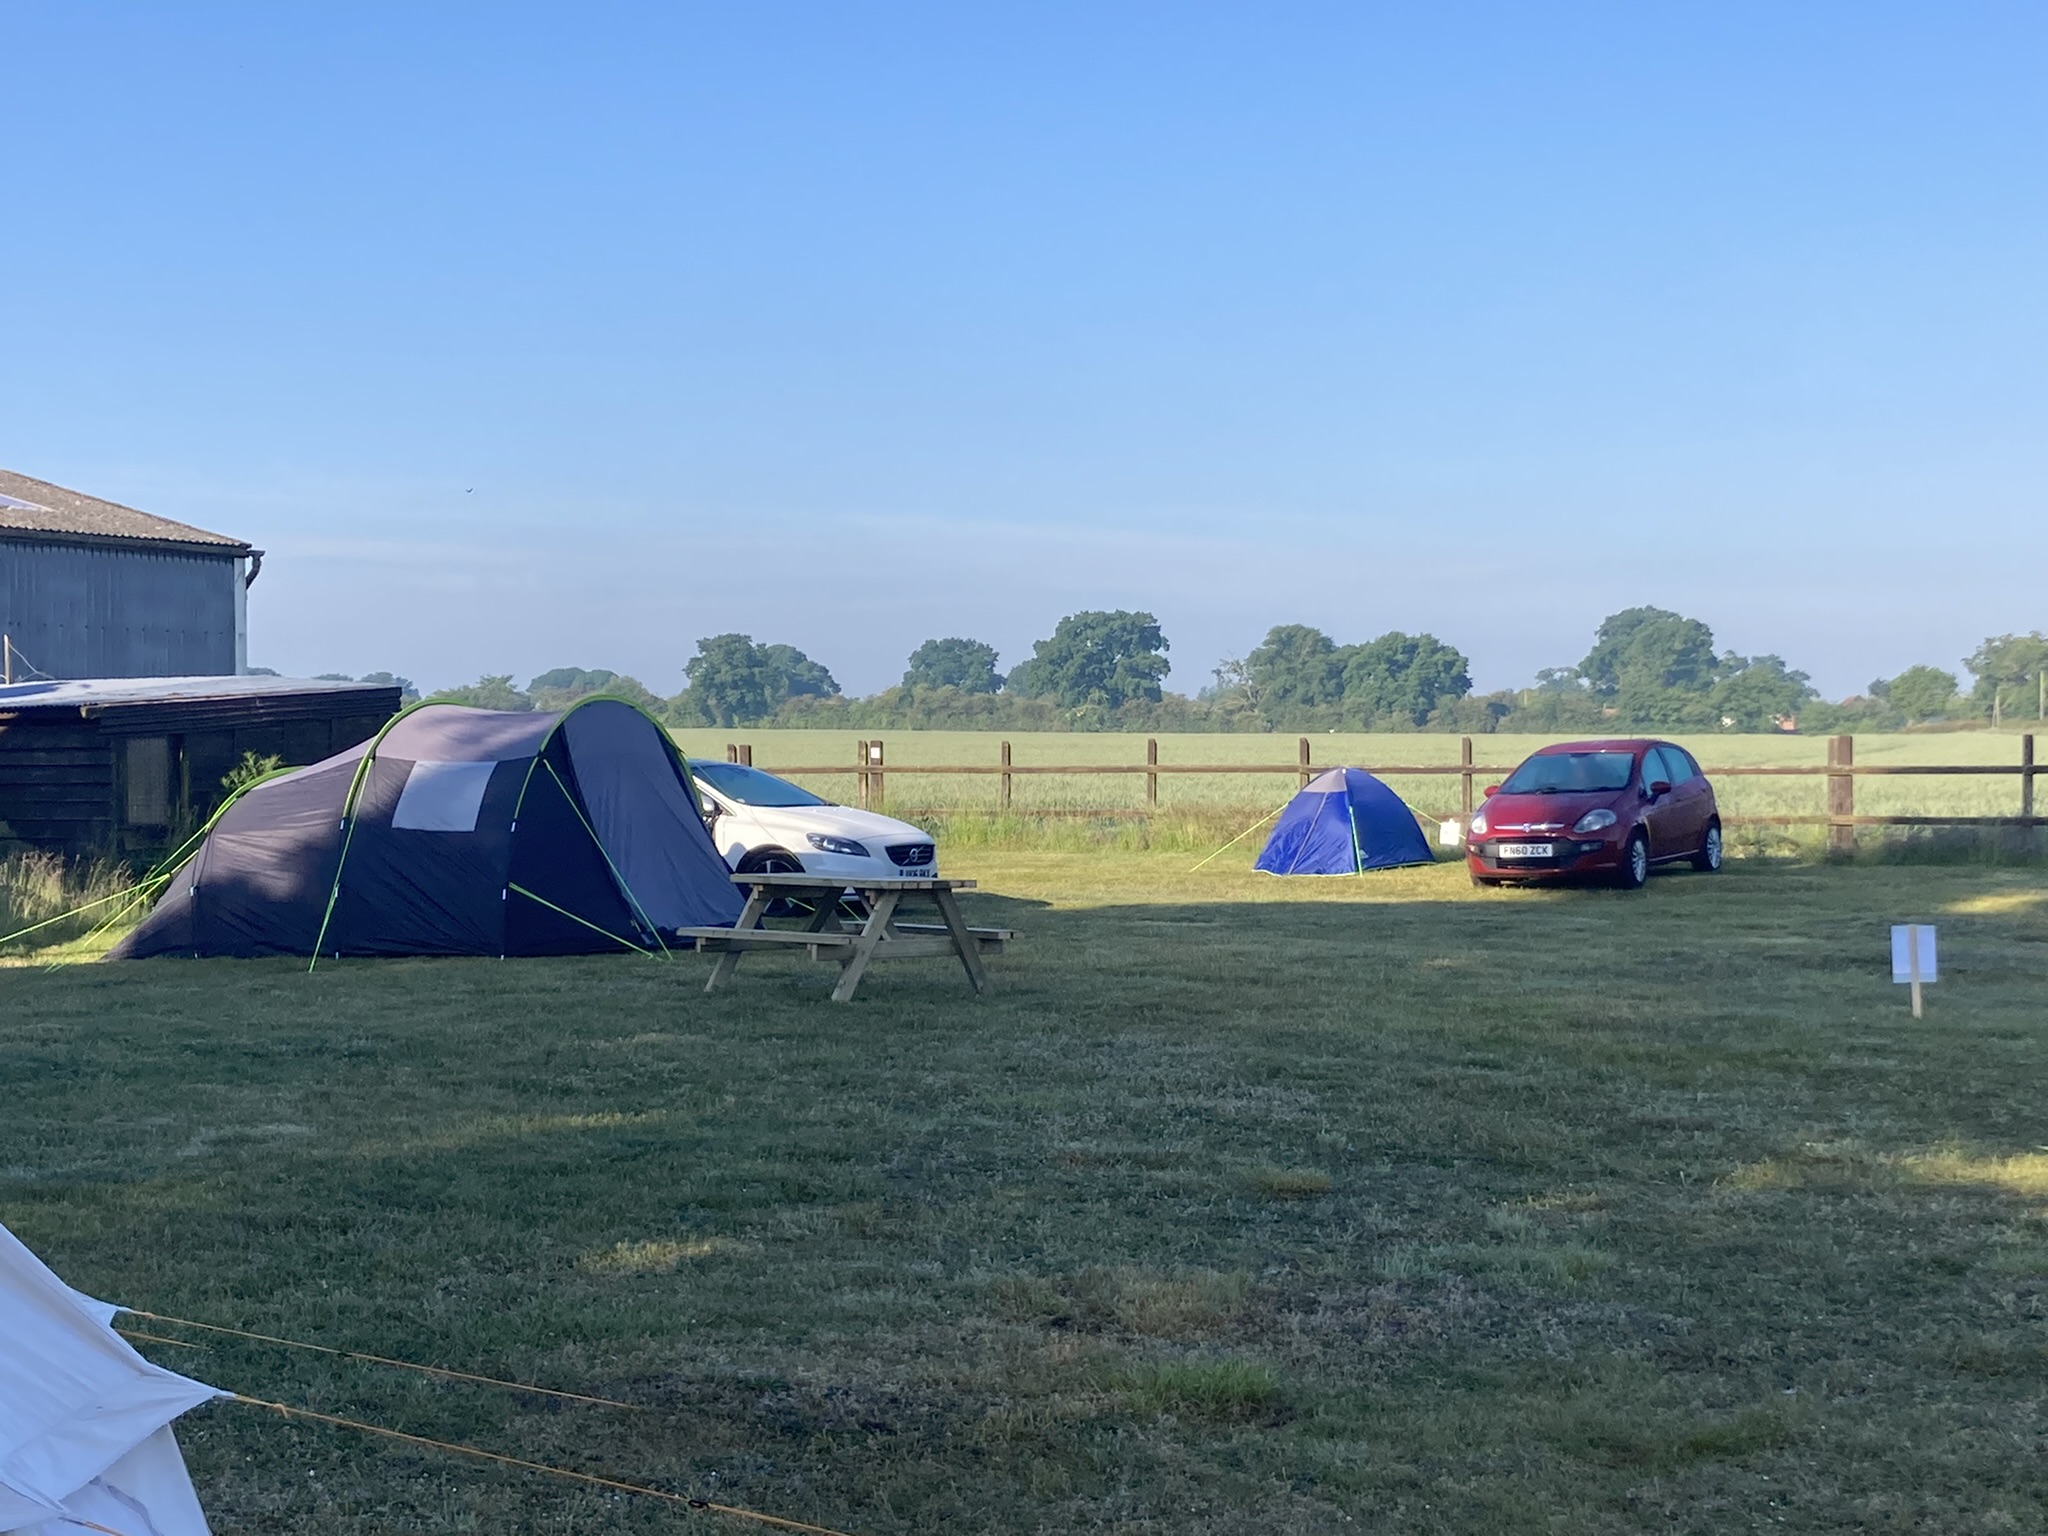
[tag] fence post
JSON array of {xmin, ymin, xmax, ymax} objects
[
  {"xmin": 1299, "ymin": 736, "xmax": 1312, "ymax": 789},
  {"xmin": 856, "ymin": 740, "xmax": 870, "ymax": 809},
  {"xmin": 1827, "ymin": 734, "xmax": 1856, "ymax": 855},
  {"xmin": 725, "ymin": 743, "xmax": 738, "ymax": 764},
  {"xmin": 2023, "ymin": 734, "xmax": 2036, "ymax": 823},
  {"xmin": 1146, "ymin": 738, "xmax": 1158, "ymax": 806},
  {"xmin": 1461, "ymin": 736, "xmax": 1474, "ymax": 817},
  {"xmin": 868, "ymin": 738, "xmax": 885, "ymax": 809},
  {"xmin": 737, "ymin": 742, "xmax": 752, "ymax": 767},
  {"xmin": 1000, "ymin": 739, "xmax": 1012, "ymax": 812}
]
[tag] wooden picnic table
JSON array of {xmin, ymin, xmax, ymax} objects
[{"xmin": 674, "ymin": 874, "xmax": 1010, "ymax": 1003}]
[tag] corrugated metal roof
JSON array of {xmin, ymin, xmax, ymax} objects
[
  {"xmin": 0, "ymin": 676, "xmax": 386, "ymax": 711},
  {"xmin": 0, "ymin": 675, "xmax": 403, "ymax": 736},
  {"xmin": 0, "ymin": 470, "xmax": 250, "ymax": 552}
]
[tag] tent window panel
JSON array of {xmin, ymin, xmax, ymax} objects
[
  {"xmin": 392, "ymin": 760, "xmax": 496, "ymax": 832},
  {"xmin": 124, "ymin": 737, "xmax": 172, "ymax": 826}
]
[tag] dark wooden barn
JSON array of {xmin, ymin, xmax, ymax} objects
[
  {"xmin": 1, "ymin": 468, "xmax": 260, "ymax": 680},
  {"xmin": 0, "ymin": 676, "xmax": 400, "ymax": 859}
]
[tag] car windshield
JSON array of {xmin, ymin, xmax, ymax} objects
[
  {"xmin": 688, "ymin": 761, "xmax": 830, "ymax": 808},
  {"xmin": 1500, "ymin": 751, "xmax": 1636, "ymax": 794}
]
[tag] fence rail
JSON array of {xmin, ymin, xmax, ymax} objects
[{"xmin": 715, "ymin": 734, "xmax": 2043, "ymax": 846}]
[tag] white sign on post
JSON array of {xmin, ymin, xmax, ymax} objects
[
  {"xmin": 1890, "ymin": 924, "xmax": 1937, "ymax": 1017},
  {"xmin": 1439, "ymin": 818, "xmax": 1463, "ymax": 848}
]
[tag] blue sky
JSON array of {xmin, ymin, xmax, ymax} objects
[{"xmin": 4, "ymin": 2, "xmax": 2042, "ymax": 699}]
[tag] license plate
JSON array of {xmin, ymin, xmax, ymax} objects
[{"xmin": 1496, "ymin": 841, "xmax": 1555, "ymax": 859}]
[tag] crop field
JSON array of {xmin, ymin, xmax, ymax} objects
[
  {"xmin": 672, "ymin": 729, "xmax": 2047, "ymax": 848},
  {"xmin": 6, "ymin": 851, "xmax": 2048, "ymax": 1533}
]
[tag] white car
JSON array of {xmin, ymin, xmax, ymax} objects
[{"xmin": 686, "ymin": 759, "xmax": 938, "ymax": 881}]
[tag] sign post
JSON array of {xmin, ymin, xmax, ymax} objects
[{"xmin": 1890, "ymin": 925, "xmax": 1937, "ymax": 1018}]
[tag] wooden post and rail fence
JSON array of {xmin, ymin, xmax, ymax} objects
[{"xmin": 717, "ymin": 734, "xmax": 2046, "ymax": 847}]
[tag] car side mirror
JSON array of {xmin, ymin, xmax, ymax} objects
[
  {"xmin": 1649, "ymin": 779, "xmax": 1673, "ymax": 798},
  {"xmin": 1482, "ymin": 784, "xmax": 1501, "ymax": 798}
]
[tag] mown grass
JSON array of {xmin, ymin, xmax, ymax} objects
[{"xmin": 4, "ymin": 853, "xmax": 2048, "ymax": 1532}]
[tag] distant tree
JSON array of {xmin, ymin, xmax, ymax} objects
[
  {"xmin": 1207, "ymin": 657, "xmax": 1257, "ymax": 705},
  {"xmin": 1340, "ymin": 632, "xmax": 1472, "ymax": 727},
  {"xmin": 1711, "ymin": 654, "xmax": 1816, "ymax": 731},
  {"xmin": 528, "ymin": 666, "xmax": 618, "ymax": 696},
  {"xmin": 1243, "ymin": 625, "xmax": 1344, "ymax": 716},
  {"xmin": 244, "ymin": 665, "xmax": 281, "ymax": 677},
  {"xmin": 676, "ymin": 636, "xmax": 838, "ymax": 724},
  {"xmin": 1877, "ymin": 664, "xmax": 1961, "ymax": 724},
  {"xmin": 1576, "ymin": 607, "xmax": 1720, "ymax": 726},
  {"xmin": 1965, "ymin": 632, "xmax": 2048, "ymax": 723},
  {"xmin": 428, "ymin": 674, "xmax": 532, "ymax": 710},
  {"xmin": 313, "ymin": 672, "xmax": 354, "ymax": 682},
  {"xmin": 1512, "ymin": 684, "xmax": 1604, "ymax": 731},
  {"xmin": 528, "ymin": 667, "xmax": 664, "ymax": 714},
  {"xmin": 1579, "ymin": 607, "xmax": 1719, "ymax": 697},
  {"xmin": 357, "ymin": 670, "xmax": 419, "ymax": 701},
  {"xmin": 1801, "ymin": 691, "xmax": 1904, "ymax": 732},
  {"xmin": 1428, "ymin": 690, "xmax": 1517, "ymax": 733},
  {"xmin": 902, "ymin": 637, "xmax": 1004, "ymax": 694},
  {"xmin": 684, "ymin": 635, "xmax": 783, "ymax": 726},
  {"xmin": 760, "ymin": 643, "xmax": 839, "ymax": 699},
  {"xmin": 1007, "ymin": 610, "xmax": 1170, "ymax": 709}
]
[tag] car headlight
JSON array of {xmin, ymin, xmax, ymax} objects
[
  {"xmin": 805, "ymin": 834, "xmax": 870, "ymax": 858},
  {"xmin": 1469, "ymin": 811, "xmax": 1489, "ymax": 836},
  {"xmin": 1572, "ymin": 809, "xmax": 1618, "ymax": 834}
]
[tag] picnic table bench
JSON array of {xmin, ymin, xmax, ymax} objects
[{"xmin": 674, "ymin": 874, "xmax": 1010, "ymax": 1003}]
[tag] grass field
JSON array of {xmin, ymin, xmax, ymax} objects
[
  {"xmin": 669, "ymin": 728, "xmax": 2046, "ymax": 832},
  {"xmin": 6, "ymin": 851, "xmax": 2048, "ymax": 1532}
]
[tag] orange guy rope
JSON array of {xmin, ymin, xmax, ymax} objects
[
  {"xmin": 235, "ymin": 1394, "xmax": 860, "ymax": 1536},
  {"xmin": 121, "ymin": 1310, "xmax": 640, "ymax": 1410},
  {"xmin": 112, "ymin": 1327, "xmax": 200, "ymax": 1349}
]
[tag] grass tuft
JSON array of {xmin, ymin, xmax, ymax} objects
[
  {"xmin": 1562, "ymin": 1404, "xmax": 1797, "ymax": 1469},
  {"xmin": 577, "ymin": 1236, "xmax": 752, "ymax": 1273},
  {"xmin": 1108, "ymin": 1357, "xmax": 1286, "ymax": 1421},
  {"xmin": 0, "ymin": 852, "xmax": 134, "ymax": 955},
  {"xmin": 993, "ymin": 1267, "xmax": 1250, "ymax": 1338},
  {"xmin": 1248, "ymin": 1165, "xmax": 1333, "ymax": 1200}
]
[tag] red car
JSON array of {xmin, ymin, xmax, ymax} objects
[{"xmin": 1466, "ymin": 738, "xmax": 1721, "ymax": 890}]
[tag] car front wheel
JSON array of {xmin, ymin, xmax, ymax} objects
[
  {"xmin": 1616, "ymin": 832, "xmax": 1649, "ymax": 891},
  {"xmin": 739, "ymin": 848, "xmax": 809, "ymax": 917},
  {"xmin": 1692, "ymin": 820, "xmax": 1723, "ymax": 873}
]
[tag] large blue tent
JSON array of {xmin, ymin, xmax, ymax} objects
[
  {"xmin": 109, "ymin": 699, "xmax": 743, "ymax": 959},
  {"xmin": 1254, "ymin": 767, "xmax": 1434, "ymax": 875}
]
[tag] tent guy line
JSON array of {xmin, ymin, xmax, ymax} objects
[
  {"xmin": 229, "ymin": 1395, "xmax": 862, "ymax": 1536},
  {"xmin": 117, "ymin": 1311, "xmax": 642, "ymax": 1410}
]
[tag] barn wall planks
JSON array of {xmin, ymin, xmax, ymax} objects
[
  {"xmin": 0, "ymin": 689, "xmax": 399, "ymax": 858},
  {"xmin": 0, "ymin": 541, "xmax": 241, "ymax": 679}
]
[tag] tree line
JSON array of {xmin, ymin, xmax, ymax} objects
[{"xmin": 368, "ymin": 607, "xmax": 2045, "ymax": 733}]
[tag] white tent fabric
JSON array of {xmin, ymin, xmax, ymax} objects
[{"xmin": 0, "ymin": 1223, "xmax": 223, "ymax": 1535}]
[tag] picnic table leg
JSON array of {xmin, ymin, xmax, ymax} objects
[
  {"xmin": 705, "ymin": 883, "xmax": 773, "ymax": 993},
  {"xmin": 932, "ymin": 885, "xmax": 994, "ymax": 996},
  {"xmin": 802, "ymin": 892, "xmax": 844, "ymax": 934},
  {"xmin": 830, "ymin": 890, "xmax": 901, "ymax": 1003}
]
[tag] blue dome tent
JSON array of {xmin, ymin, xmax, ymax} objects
[{"xmin": 1254, "ymin": 767, "xmax": 1433, "ymax": 876}]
